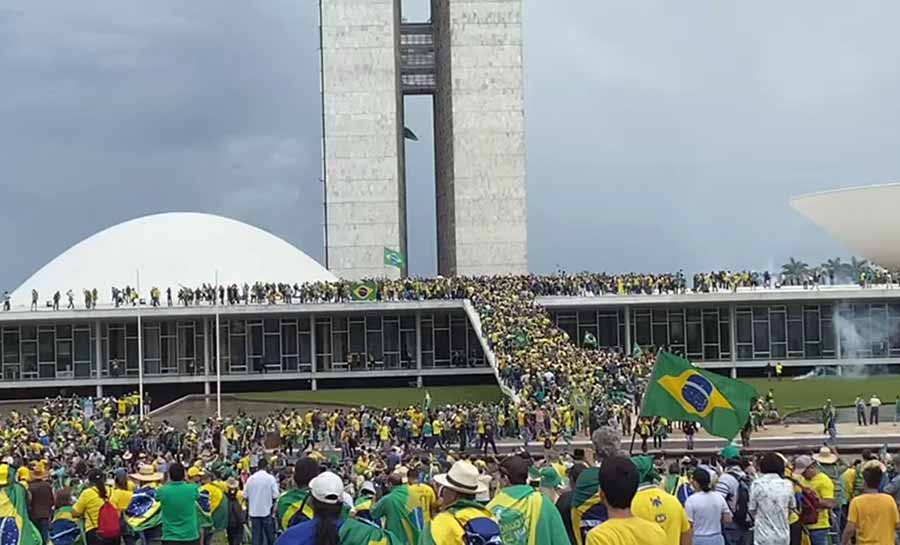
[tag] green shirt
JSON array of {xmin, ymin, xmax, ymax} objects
[{"xmin": 156, "ymin": 481, "xmax": 201, "ymax": 541}]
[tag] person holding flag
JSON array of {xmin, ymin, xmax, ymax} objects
[
  {"xmin": 0, "ymin": 464, "xmax": 43, "ymax": 545},
  {"xmin": 370, "ymin": 472, "xmax": 423, "ymax": 545},
  {"xmin": 487, "ymin": 455, "xmax": 568, "ymax": 545}
]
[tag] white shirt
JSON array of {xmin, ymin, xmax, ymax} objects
[
  {"xmin": 244, "ymin": 470, "xmax": 280, "ymax": 517},
  {"xmin": 871, "ymin": 397, "xmax": 882, "ymax": 408},
  {"xmin": 749, "ymin": 474, "xmax": 795, "ymax": 545},
  {"xmin": 685, "ymin": 491, "xmax": 729, "ymax": 537}
]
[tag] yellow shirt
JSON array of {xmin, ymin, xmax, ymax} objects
[
  {"xmin": 409, "ymin": 483, "xmax": 437, "ymax": 522},
  {"xmin": 848, "ymin": 493, "xmax": 899, "ymax": 545},
  {"xmin": 110, "ymin": 488, "xmax": 133, "ymax": 511},
  {"xmin": 630, "ymin": 486, "xmax": 690, "ymax": 545},
  {"xmin": 842, "ymin": 468, "xmax": 857, "ymax": 501},
  {"xmin": 585, "ymin": 516, "xmax": 668, "ymax": 545},
  {"xmin": 799, "ymin": 472, "xmax": 834, "ymax": 530},
  {"xmin": 72, "ymin": 487, "xmax": 106, "ymax": 531}
]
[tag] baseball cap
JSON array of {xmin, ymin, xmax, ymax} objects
[
  {"xmin": 187, "ymin": 466, "xmax": 204, "ymax": 479},
  {"xmin": 793, "ymin": 455, "xmax": 814, "ymax": 474},
  {"xmin": 310, "ymin": 472, "xmax": 344, "ymax": 505},
  {"xmin": 360, "ymin": 481, "xmax": 376, "ymax": 496}
]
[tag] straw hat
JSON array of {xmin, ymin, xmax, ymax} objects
[
  {"xmin": 130, "ymin": 464, "xmax": 163, "ymax": 482},
  {"xmin": 812, "ymin": 447, "xmax": 838, "ymax": 465},
  {"xmin": 122, "ymin": 452, "xmax": 133, "ymax": 461},
  {"xmin": 434, "ymin": 461, "xmax": 487, "ymax": 496}
]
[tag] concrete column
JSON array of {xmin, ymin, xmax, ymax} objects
[
  {"xmin": 96, "ymin": 384, "xmax": 103, "ymax": 397},
  {"xmin": 311, "ymin": 379, "xmax": 318, "ymax": 391},
  {"xmin": 203, "ymin": 318, "xmax": 210, "ymax": 395},
  {"xmin": 729, "ymin": 303, "xmax": 738, "ymax": 362},
  {"xmin": 416, "ymin": 311, "xmax": 423, "ymax": 388},
  {"xmin": 95, "ymin": 320, "xmax": 103, "ymax": 380},
  {"xmin": 623, "ymin": 306, "xmax": 631, "ymax": 353},
  {"xmin": 731, "ymin": 367, "xmax": 737, "ymax": 379},
  {"xmin": 309, "ymin": 314, "xmax": 317, "ymax": 379},
  {"xmin": 833, "ymin": 304, "xmax": 842, "ymax": 359}
]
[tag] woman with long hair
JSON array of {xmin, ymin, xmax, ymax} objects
[
  {"xmin": 72, "ymin": 470, "xmax": 116, "ymax": 545},
  {"xmin": 684, "ymin": 468, "xmax": 732, "ymax": 545},
  {"xmin": 273, "ymin": 472, "xmax": 393, "ymax": 545}
]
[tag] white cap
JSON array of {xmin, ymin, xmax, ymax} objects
[
  {"xmin": 361, "ymin": 481, "xmax": 376, "ymax": 495},
  {"xmin": 310, "ymin": 472, "xmax": 344, "ymax": 505}
]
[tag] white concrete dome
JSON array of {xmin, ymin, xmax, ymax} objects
[
  {"xmin": 11, "ymin": 212, "xmax": 335, "ymax": 307},
  {"xmin": 790, "ymin": 183, "xmax": 900, "ymax": 269}
]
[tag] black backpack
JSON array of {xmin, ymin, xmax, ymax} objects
[
  {"xmin": 226, "ymin": 494, "xmax": 246, "ymax": 532},
  {"xmin": 728, "ymin": 472, "xmax": 753, "ymax": 530}
]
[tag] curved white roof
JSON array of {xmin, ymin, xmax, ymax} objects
[
  {"xmin": 11, "ymin": 212, "xmax": 335, "ymax": 308},
  {"xmin": 790, "ymin": 183, "xmax": 900, "ymax": 268}
]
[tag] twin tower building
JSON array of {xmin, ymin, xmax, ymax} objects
[{"xmin": 321, "ymin": 0, "xmax": 528, "ymax": 279}]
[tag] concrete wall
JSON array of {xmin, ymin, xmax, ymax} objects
[
  {"xmin": 432, "ymin": 0, "xmax": 528, "ymax": 276},
  {"xmin": 322, "ymin": 0, "xmax": 406, "ymax": 279}
]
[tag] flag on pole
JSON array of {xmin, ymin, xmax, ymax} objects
[
  {"xmin": 383, "ymin": 247, "xmax": 406, "ymax": 269},
  {"xmin": 583, "ymin": 332, "xmax": 598, "ymax": 349},
  {"xmin": 423, "ymin": 390, "xmax": 432, "ymax": 413},
  {"xmin": 350, "ymin": 281, "xmax": 377, "ymax": 302},
  {"xmin": 632, "ymin": 342, "xmax": 643, "ymax": 357},
  {"xmin": 640, "ymin": 351, "xmax": 756, "ymax": 440}
]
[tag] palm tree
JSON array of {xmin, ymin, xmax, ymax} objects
[
  {"xmin": 781, "ymin": 257, "xmax": 810, "ymax": 281},
  {"xmin": 821, "ymin": 257, "xmax": 853, "ymax": 284},
  {"xmin": 849, "ymin": 256, "xmax": 871, "ymax": 281},
  {"xmin": 821, "ymin": 257, "xmax": 843, "ymax": 275}
]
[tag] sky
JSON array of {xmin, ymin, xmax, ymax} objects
[{"xmin": 2, "ymin": 1, "xmax": 900, "ymax": 290}]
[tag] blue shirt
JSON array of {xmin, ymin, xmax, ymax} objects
[{"xmin": 275, "ymin": 519, "xmax": 330, "ymax": 545}]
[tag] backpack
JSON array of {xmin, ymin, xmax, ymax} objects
[
  {"xmin": 798, "ymin": 488, "xmax": 821, "ymax": 525},
  {"xmin": 454, "ymin": 515, "xmax": 503, "ymax": 545},
  {"xmin": 730, "ymin": 474, "xmax": 753, "ymax": 530},
  {"xmin": 97, "ymin": 500, "xmax": 122, "ymax": 540},
  {"xmin": 227, "ymin": 495, "xmax": 246, "ymax": 532}
]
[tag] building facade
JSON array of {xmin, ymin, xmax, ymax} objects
[{"xmin": 321, "ymin": 0, "xmax": 528, "ymax": 278}]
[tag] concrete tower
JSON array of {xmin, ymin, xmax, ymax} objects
[{"xmin": 321, "ymin": 0, "xmax": 527, "ymax": 279}]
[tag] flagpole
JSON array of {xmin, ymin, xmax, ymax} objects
[
  {"xmin": 137, "ymin": 269, "xmax": 144, "ymax": 419},
  {"xmin": 215, "ymin": 270, "xmax": 221, "ymax": 419}
]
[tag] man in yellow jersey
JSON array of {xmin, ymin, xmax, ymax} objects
[
  {"xmin": 794, "ymin": 455, "xmax": 835, "ymax": 545},
  {"xmin": 585, "ymin": 456, "xmax": 666, "ymax": 545},
  {"xmin": 629, "ymin": 457, "xmax": 690, "ymax": 545},
  {"xmin": 407, "ymin": 462, "xmax": 436, "ymax": 523}
]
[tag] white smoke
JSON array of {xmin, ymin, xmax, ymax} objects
[{"xmin": 833, "ymin": 313, "xmax": 892, "ymax": 377}]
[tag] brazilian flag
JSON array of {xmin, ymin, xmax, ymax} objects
[
  {"xmin": 570, "ymin": 469, "xmax": 607, "ymax": 545},
  {"xmin": 277, "ymin": 489, "xmax": 348, "ymax": 531},
  {"xmin": 0, "ymin": 482, "xmax": 42, "ymax": 545},
  {"xmin": 49, "ymin": 506, "xmax": 83, "ymax": 545},
  {"xmin": 351, "ymin": 281, "xmax": 378, "ymax": 302},
  {"xmin": 640, "ymin": 351, "xmax": 756, "ymax": 440},
  {"xmin": 124, "ymin": 489, "xmax": 162, "ymax": 533}
]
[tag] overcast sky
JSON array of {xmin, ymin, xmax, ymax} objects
[{"xmin": 2, "ymin": 1, "xmax": 900, "ymax": 290}]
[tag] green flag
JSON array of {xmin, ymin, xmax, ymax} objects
[
  {"xmin": 351, "ymin": 281, "xmax": 377, "ymax": 302},
  {"xmin": 570, "ymin": 386, "xmax": 590, "ymax": 416},
  {"xmin": 640, "ymin": 351, "xmax": 756, "ymax": 440},
  {"xmin": 632, "ymin": 342, "xmax": 643, "ymax": 357},
  {"xmin": 0, "ymin": 483, "xmax": 42, "ymax": 545},
  {"xmin": 423, "ymin": 390, "xmax": 432, "ymax": 413},
  {"xmin": 487, "ymin": 485, "xmax": 569, "ymax": 545},
  {"xmin": 583, "ymin": 332, "xmax": 598, "ymax": 349},
  {"xmin": 383, "ymin": 247, "xmax": 405, "ymax": 269}
]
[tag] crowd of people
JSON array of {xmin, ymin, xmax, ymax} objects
[{"xmin": 7, "ymin": 404, "xmax": 900, "ymax": 545}]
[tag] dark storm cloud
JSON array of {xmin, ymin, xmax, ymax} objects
[{"xmin": 2, "ymin": 1, "xmax": 900, "ymax": 290}]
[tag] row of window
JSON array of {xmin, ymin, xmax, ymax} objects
[
  {"xmin": 552, "ymin": 302, "xmax": 900, "ymax": 362},
  {"xmin": 0, "ymin": 313, "xmax": 486, "ymax": 381}
]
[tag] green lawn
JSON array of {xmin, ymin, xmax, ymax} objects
[
  {"xmin": 744, "ymin": 376, "xmax": 900, "ymax": 413},
  {"xmin": 236, "ymin": 385, "xmax": 504, "ymax": 409}
]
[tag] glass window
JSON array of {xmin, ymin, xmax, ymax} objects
[
  {"xmin": 787, "ymin": 321, "xmax": 803, "ymax": 353},
  {"xmin": 686, "ymin": 322, "xmax": 701, "ymax": 354},
  {"xmin": 57, "ymin": 325, "xmax": 72, "ymax": 339},
  {"xmin": 703, "ymin": 313, "xmax": 719, "ymax": 344},
  {"xmin": 316, "ymin": 321, "xmax": 331, "ymax": 354},
  {"xmin": 332, "ymin": 317, "xmax": 348, "ymax": 332},
  {"xmin": 599, "ymin": 316, "xmax": 619, "ymax": 348},
  {"xmin": 435, "ymin": 329, "xmax": 450, "ymax": 362},
  {"xmin": 230, "ymin": 337, "xmax": 246, "ymax": 367},
  {"xmin": 384, "ymin": 320, "xmax": 400, "ymax": 353},
  {"xmin": 652, "ymin": 324, "xmax": 668, "ymax": 348},
  {"xmin": 737, "ymin": 314, "xmax": 752, "ymax": 344},
  {"xmin": 669, "ymin": 315, "xmax": 685, "ymax": 345},
  {"xmin": 366, "ymin": 331, "xmax": 383, "ymax": 361},
  {"xmin": 299, "ymin": 334, "xmax": 311, "ymax": 364},
  {"xmin": 349, "ymin": 322, "xmax": 365, "ymax": 354},
  {"xmin": 435, "ymin": 314, "xmax": 450, "ymax": 329},
  {"xmin": 57, "ymin": 341, "xmax": 72, "ymax": 371},
  {"xmin": 579, "ymin": 311, "xmax": 597, "ymax": 324},
  {"xmin": 74, "ymin": 330, "xmax": 91, "ymax": 361},
  {"xmin": 770, "ymin": 312, "xmax": 786, "ymax": 342},
  {"xmin": 719, "ymin": 322, "xmax": 730, "ymax": 356},
  {"xmin": 38, "ymin": 332, "xmax": 54, "ymax": 363},
  {"xmin": 282, "ymin": 324, "xmax": 298, "ymax": 355},
  {"xmin": 145, "ymin": 330, "xmax": 160, "ymax": 359},
  {"xmin": 804, "ymin": 310, "xmax": 820, "ymax": 342},
  {"xmin": 265, "ymin": 335, "xmax": 281, "ymax": 365},
  {"xmin": 753, "ymin": 322, "xmax": 768, "ymax": 353},
  {"xmin": 400, "ymin": 316, "xmax": 415, "ymax": 330},
  {"xmin": 366, "ymin": 316, "xmax": 382, "ymax": 330},
  {"xmin": 635, "ymin": 314, "xmax": 651, "ymax": 345},
  {"xmin": 772, "ymin": 344, "xmax": 786, "ymax": 358},
  {"xmin": 422, "ymin": 323, "xmax": 433, "ymax": 351},
  {"xmin": 264, "ymin": 319, "xmax": 279, "ymax": 333},
  {"xmin": 3, "ymin": 331, "xmax": 19, "ymax": 363},
  {"xmin": 21, "ymin": 326, "xmax": 36, "ymax": 341}
]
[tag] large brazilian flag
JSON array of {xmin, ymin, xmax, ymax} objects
[
  {"xmin": 49, "ymin": 506, "xmax": 83, "ymax": 545},
  {"xmin": 487, "ymin": 485, "xmax": 568, "ymax": 545},
  {"xmin": 640, "ymin": 351, "xmax": 757, "ymax": 440},
  {"xmin": 570, "ymin": 469, "xmax": 607, "ymax": 545},
  {"xmin": 0, "ymin": 483, "xmax": 41, "ymax": 545},
  {"xmin": 198, "ymin": 483, "xmax": 228, "ymax": 531},
  {"xmin": 124, "ymin": 488, "xmax": 162, "ymax": 533}
]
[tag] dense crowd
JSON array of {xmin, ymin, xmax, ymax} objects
[{"xmin": 6, "ymin": 400, "xmax": 900, "ymax": 545}]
